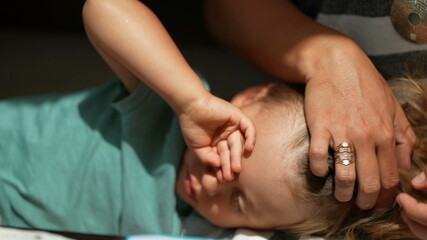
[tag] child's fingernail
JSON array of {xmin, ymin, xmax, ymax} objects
[{"xmin": 412, "ymin": 171, "xmax": 425, "ymax": 186}]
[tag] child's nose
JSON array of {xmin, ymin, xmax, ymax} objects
[{"xmin": 202, "ymin": 165, "xmax": 220, "ymax": 197}]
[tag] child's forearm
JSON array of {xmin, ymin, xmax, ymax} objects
[{"xmin": 82, "ymin": 0, "xmax": 210, "ymax": 114}]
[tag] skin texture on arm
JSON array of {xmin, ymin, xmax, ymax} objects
[
  {"xmin": 83, "ymin": 0, "xmax": 206, "ymax": 110},
  {"xmin": 82, "ymin": 0, "xmax": 255, "ymax": 179},
  {"xmin": 204, "ymin": 0, "xmax": 416, "ymax": 209},
  {"xmin": 204, "ymin": 0, "xmax": 341, "ymax": 83}
]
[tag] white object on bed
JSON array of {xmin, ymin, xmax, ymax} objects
[
  {"xmin": 127, "ymin": 235, "xmax": 213, "ymax": 239},
  {"xmin": 232, "ymin": 229, "xmax": 325, "ymax": 240},
  {"xmin": 0, "ymin": 227, "xmax": 74, "ymax": 240},
  {"xmin": 232, "ymin": 229, "xmax": 273, "ymax": 240}
]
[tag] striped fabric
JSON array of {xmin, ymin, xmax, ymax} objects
[{"xmin": 294, "ymin": 0, "xmax": 427, "ymax": 79}]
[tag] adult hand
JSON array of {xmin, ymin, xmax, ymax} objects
[
  {"xmin": 396, "ymin": 169, "xmax": 427, "ymax": 240},
  {"xmin": 304, "ymin": 39, "xmax": 416, "ymax": 209},
  {"xmin": 178, "ymin": 94, "xmax": 255, "ymax": 181}
]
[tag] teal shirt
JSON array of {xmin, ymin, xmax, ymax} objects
[{"xmin": 0, "ymin": 80, "xmax": 187, "ymax": 236}]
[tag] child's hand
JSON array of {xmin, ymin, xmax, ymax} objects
[
  {"xmin": 178, "ymin": 94, "xmax": 255, "ymax": 178},
  {"xmin": 215, "ymin": 131, "xmax": 245, "ymax": 182}
]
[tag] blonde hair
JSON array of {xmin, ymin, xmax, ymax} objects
[
  {"xmin": 257, "ymin": 83, "xmax": 311, "ymax": 196},
  {"xmin": 262, "ymin": 77, "xmax": 427, "ymax": 239}
]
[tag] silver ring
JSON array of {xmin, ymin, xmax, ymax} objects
[{"xmin": 334, "ymin": 142, "xmax": 355, "ymax": 166}]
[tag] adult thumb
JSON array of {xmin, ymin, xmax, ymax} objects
[{"xmin": 412, "ymin": 169, "xmax": 427, "ymax": 190}]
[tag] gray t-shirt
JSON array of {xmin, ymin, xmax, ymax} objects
[{"xmin": 294, "ymin": 0, "xmax": 427, "ymax": 79}]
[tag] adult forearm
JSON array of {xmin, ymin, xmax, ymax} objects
[
  {"xmin": 204, "ymin": 0, "xmax": 351, "ymax": 83},
  {"xmin": 83, "ymin": 0, "xmax": 209, "ymax": 113}
]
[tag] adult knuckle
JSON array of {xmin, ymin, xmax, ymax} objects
[
  {"xmin": 360, "ymin": 180, "xmax": 381, "ymax": 194},
  {"xmin": 382, "ymin": 176, "xmax": 399, "ymax": 190},
  {"xmin": 379, "ymin": 128, "xmax": 394, "ymax": 144},
  {"xmin": 335, "ymin": 169, "xmax": 356, "ymax": 185},
  {"xmin": 309, "ymin": 146, "xmax": 328, "ymax": 160},
  {"xmin": 355, "ymin": 127, "xmax": 372, "ymax": 142}
]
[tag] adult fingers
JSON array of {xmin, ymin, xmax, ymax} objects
[
  {"xmin": 375, "ymin": 132, "xmax": 399, "ymax": 209},
  {"xmin": 228, "ymin": 131, "xmax": 244, "ymax": 173},
  {"xmin": 333, "ymin": 140, "xmax": 357, "ymax": 202},
  {"xmin": 401, "ymin": 212, "xmax": 427, "ymax": 240},
  {"xmin": 394, "ymin": 100, "xmax": 416, "ymax": 170},
  {"xmin": 397, "ymin": 193, "xmax": 427, "ymax": 225},
  {"xmin": 412, "ymin": 169, "xmax": 427, "ymax": 190},
  {"xmin": 398, "ymin": 193, "xmax": 427, "ymax": 240},
  {"xmin": 354, "ymin": 139, "xmax": 380, "ymax": 210},
  {"xmin": 309, "ymin": 129, "xmax": 331, "ymax": 177}
]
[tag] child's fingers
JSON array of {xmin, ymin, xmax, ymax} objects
[
  {"xmin": 195, "ymin": 147, "xmax": 221, "ymax": 167},
  {"xmin": 211, "ymin": 123, "xmax": 237, "ymax": 146},
  {"xmin": 218, "ymin": 140, "xmax": 234, "ymax": 181},
  {"xmin": 240, "ymin": 117, "xmax": 256, "ymax": 152},
  {"xmin": 228, "ymin": 131, "xmax": 244, "ymax": 173},
  {"xmin": 215, "ymin": 167, "xmax": 225, "ymax": 183}
]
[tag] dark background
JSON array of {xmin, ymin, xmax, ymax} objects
[
  {"xmin": 0, "ymin": 0, "xmax": 215, "ymax": 45},
  {"xmin": 0, "ymin": 0, "xmax": 274, "ymax": 100}
]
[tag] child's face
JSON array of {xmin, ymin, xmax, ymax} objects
[{"xmin": 176, "ymin": 85, "xmax": 314, "ymax": 230}]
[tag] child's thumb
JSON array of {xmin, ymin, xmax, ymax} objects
[{"xmin": 412, "ymin": 170, "xmax": 427, "ymax": 190}]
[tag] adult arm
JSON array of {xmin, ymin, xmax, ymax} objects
[
  {"xmin": 204, "ymin": 0, "xmax": 416, "ymax": 209},
  {"xmin": 82, "ymin": 0, "xmax": 255, "ymax": 179}
]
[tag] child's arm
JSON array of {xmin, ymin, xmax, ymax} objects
[{"xmin": 82, "ymin": 0, "xmax": 255, "ymax": 180}]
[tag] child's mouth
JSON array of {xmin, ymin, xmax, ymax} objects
[{"xmin": 185, "ymin": 172, "xmax": 197, "ymax": 202}]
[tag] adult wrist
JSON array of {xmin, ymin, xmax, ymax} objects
[{"xmin": 295, "ymin": 35, "xmax": 358, "ymax": 83}]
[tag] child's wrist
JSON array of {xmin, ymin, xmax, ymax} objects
[{"xmin": 169, "ymin": 85, "xmax": 212, "ymax": 115}]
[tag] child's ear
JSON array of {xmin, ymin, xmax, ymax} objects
[{"xmin": 230, "ymin": 84, "xmax": 271, "ymax": 108}]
